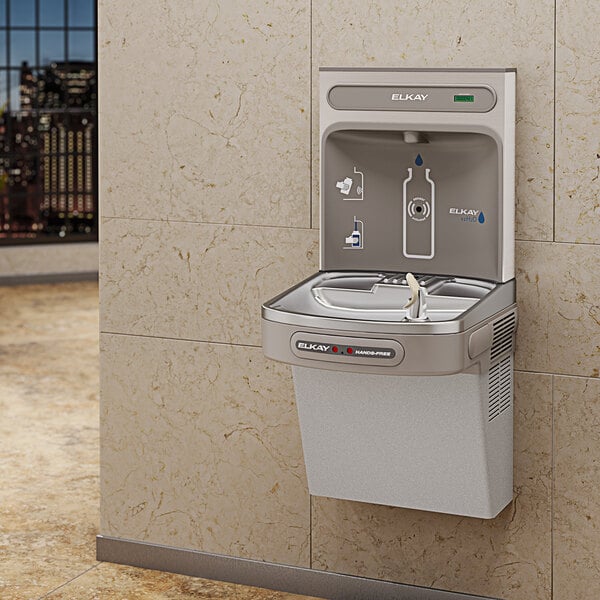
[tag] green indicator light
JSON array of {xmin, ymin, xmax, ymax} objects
[{"xmin": 454, "ymin": 94, "xmax": 475, "ymax": 103}]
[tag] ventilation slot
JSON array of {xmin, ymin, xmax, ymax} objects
[
  {"xmin": 490, "ymin": 311, "xmax": 516, "ymax": 361},
  {"xmin": 488, "ymin": 356, "xmax": 512, "ymax": 421}
]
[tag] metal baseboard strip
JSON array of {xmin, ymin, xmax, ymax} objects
[
  {"xmin": 96, "ymin": 535, "xmax": 500, "ymax": 600},
  {"xmin": 0, "ymin": 271, "xmax": 98, "ymax": 286}
]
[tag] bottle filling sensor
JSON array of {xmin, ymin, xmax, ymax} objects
[{"xmin": 262, "ymin": 68, "xmax": 517, "ymax": 519}]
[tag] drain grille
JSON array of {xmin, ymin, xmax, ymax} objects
[
  {"xmin": 491, "ymin": 311, "xmax": 516, "ymax": 361},
  {"xmin": 488, "ymin": 355, "xmax": 513, "ymax": 421}
]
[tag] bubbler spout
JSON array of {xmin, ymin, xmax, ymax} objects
[{"xmin": 403, "ymin": 272, "xmax": 429, "ymax": 321}]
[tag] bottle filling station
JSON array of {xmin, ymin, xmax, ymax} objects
[{"xmin": 262, "ymin": 68, "xmax": 517, "ymax": 519}]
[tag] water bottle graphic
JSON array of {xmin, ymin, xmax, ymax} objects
[
  {"xmin": 343, "ymin": 216, "xmax": 364, "ymax": 249},
  {"xmin": 403, "ymin": 162, "xmax": 435, "ymax": 259}
]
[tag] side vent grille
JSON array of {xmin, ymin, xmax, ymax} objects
[
  {"xmin": 491, "ymin": 311, "xmax": 516, "ymax": 361},
  {"xmin": 488, "ymin": 355, "xmax": 513, "ymax": 422}
]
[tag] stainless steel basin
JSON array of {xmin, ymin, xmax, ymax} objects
[
  {"xmin": 311, "ymin": 273, "xmax": 494, "ymax": 322},
  {"xmin": 263, "ymin": 271, "xmax": 514, "ymax": 334}
]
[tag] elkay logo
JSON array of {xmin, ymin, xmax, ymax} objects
[
  {"xmin": 297, "ymin": 342, "xmax": 331, "ymax": 353},
  {"xmin": 391, "ymin": 93, "xmax": 429, "ymax": 101},
  {"xmin": 449, "ymin": 207, "xmax": 486, "ymax": 224}
]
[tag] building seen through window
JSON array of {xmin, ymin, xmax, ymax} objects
[{"xmin": 0, "ymin": 0, "xmax": 97, "ymax": 244}]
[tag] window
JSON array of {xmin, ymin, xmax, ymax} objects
[{"xmin": 0, "ymin": 0, "xmax": 97, "ymax": 244}]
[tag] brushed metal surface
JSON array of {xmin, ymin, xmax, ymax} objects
[{"xmin": 96, "ymin": 535, "xmax": 501, "ymax": 600}]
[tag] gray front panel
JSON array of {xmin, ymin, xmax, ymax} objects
[
  {"xmin": 292, "ymin": 365, "xmax": 513, "ymax": 518},
  {"xmin": 322, "ymin": 130, "xmax": 500, "ymax": 280}
]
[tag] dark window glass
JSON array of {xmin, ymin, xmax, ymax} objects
[
  {"xmin": 0, "ymin": 0, "xmax": 97, "ymax": 245},
  {"xmin": 0, "ymin": 30, "xmax": 6, "ymax": 64},
  {"xmin": 40, "ymin": 0, "xmax": 65, "ymax": 27},
  {"xmin": 40, "ymin": 30, "xmax": 64, "ymax": 63},
  {"xmin": 10, "ymin": 31, "xmax": 36, "ymax": 67},
  {"xmin": 68, "ymin": 30, "xmax": 93, "ymax": 62},
  {"xmin": 9, "ymin": 0, "xmax": 35, "ymax": 27},
  {"xmin": 68, "ymin": 0, "xmax": 93, "ymax": 27}
]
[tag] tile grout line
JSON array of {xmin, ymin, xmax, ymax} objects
[
  {"xmin": 100, "ymin": 215, "xmax": 317, "ymax": 232},
  {"xmin": 309, "ymin": 0, "xmax": 313, "ymax": 231},
  {"xmin": 99, "ymin": 216, "xmax": 600, "ymax": 247},
  {"xmin": 515, "ymin": 239, "xmax": 600, "ymax": 248},
  {"xmin": 37, "ymin": 563, "xmax": 101, "ymax": 599},
  {"xmin": 99, "ymin": 331, "xmax": 600, "ymax": 382},
  {"xmin": 552, "ymin": 0, "xmax": 557, "ymax": 243},
  {"xmin": 309, "ymin": 0, "xmax": 314, "ymax": 570},
  {"xmin": 100, "ymin": 330, "xmax": 261, "ymax": 349},
  {"xmin": 100, "ymin": 214, "xmax": 600, "ymax": 245},
  {"xmin": 551, "ymin": 373, "xmax": 555, "ymax": 600},
  {"xmin": 551, "ymin": 1, "xmax": 557, "ymax": 595},
  {"xmin": 309, "ymin": 494, "xmax": 313, "ymax": 570},
  {"xmin": 513, "ymin": 369, "xmax": 595, "ymax": 381}
]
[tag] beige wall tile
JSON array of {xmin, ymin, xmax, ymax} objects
[
  {"xmin": 515, "ymin": 241, "xmax": 600, "ymax": 377},
  {"xmin": 99, "ymin": 218, "xmax": 318, "ymax": 345},
  {"xmin": 555, "ymin": 0, "xmax": 600, "ymax": 243},
  {"xmin": 310, "ymin": 1, "xmax": 554, "ymax": 240},
  {"xmin": 99, "ymin": 0, "xmax": 310, "ymax": 228},
  {"xmin": 100, "ymin": 334, "xmax": 309, "ymax": 567},
  {"xmin": 311, "ymin": 371, "xmax": 552, "ymax": 600},
  {"xmin": 554, "ymin": 376, "xmax": 600, "ymax": 599}
]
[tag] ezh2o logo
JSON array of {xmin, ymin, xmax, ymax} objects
[{"xmin": 449, "ymin": 207, "xmax": 486, "ymax": 224}]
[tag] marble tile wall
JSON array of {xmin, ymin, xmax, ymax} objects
[
  {"xmin": 98, "ymin": 0, "xmax": 314, "ymax": 570},
  {"xmin": 99, "ymin": 1, "xmax": 600, "ymax": 599},
  {"xmin": 99, "ymin": 0, "xmax": 310, "ymax": 228},
  {"xmin": 99, "ymin": 218, "xmax": 318, "ymax": 345},
  {"xmin": 554, "ymin": 377, "xmax": 600, "ymax": 599},
  {"xmin": 555, "ymin": 0, "xmax": 600, "ymax": 243},
  {"xmin": 100, "ymin": 334, "xmax": 309, "ymax": 566}
]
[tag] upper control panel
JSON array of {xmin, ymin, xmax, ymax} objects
[
  {"xmin": 328, "ymin": 85, "xmax": 497, "ymax": 112},
  {"xmin": 319, "ymin": 68, "xmax": 516, "ymax": 283}
]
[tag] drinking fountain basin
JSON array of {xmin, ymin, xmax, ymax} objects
[
  {"xmin": 311, "ymin": 273, "xmax": 494, "ymax": 320},
  {"xmin": 263, "ymin": 271, "xmax": 513, "ymax": 336}
]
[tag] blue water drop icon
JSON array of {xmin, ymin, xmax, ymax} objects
[
  {"xmin": 478, "ymin": 212, "xmax": 485, "ymax": 224},
  {"xmin": 415, "ymin": 154, "xmax": 423, "ymax": 166}
]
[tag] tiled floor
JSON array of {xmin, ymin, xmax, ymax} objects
[{"xmin": 0, "ymin": 281, "xmax": 318, "ymax": 600}]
